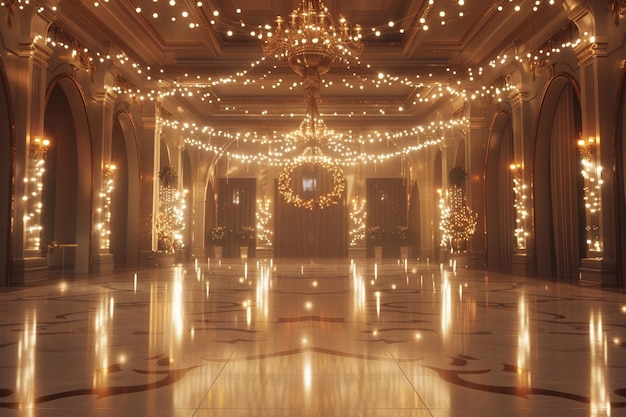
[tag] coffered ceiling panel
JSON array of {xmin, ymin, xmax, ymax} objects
[{"xmin": 54, "ymin": 0, "xmax": 573, "ymax": 134}]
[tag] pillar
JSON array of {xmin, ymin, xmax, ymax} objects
[
  {"xmin": 575, "ymin": 38, "xmax": 618, "ymax": 285},
  {"xmin": 10, "ymin": 13, "xmax": 53, "ymax": 283}
]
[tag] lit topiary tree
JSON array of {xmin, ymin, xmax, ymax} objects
[
  {"xmin": 439, "ymin": 167, "xmax": 478, "ymax": 253},
  {"xmin": 154, "ymin": 165, "xmax": 186, "ymax": 253}
]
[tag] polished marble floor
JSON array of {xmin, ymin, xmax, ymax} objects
[{"xmin": 0, "ymin": 257, "xmax": 625, "ymax": 416}]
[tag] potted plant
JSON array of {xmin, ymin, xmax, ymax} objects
[
  {"xmin": 367, "ymin": 226, "xmax": 384, "ymax": 259},
  {"xmin": 210, "ymin": 226, "xmax": 229, "ymax": 259},
  {"xmin": 394, "ymin": 226, "xmax": 413, "ymax": 259},
  {"xmin": 237, "ymin": 226, "xmax": 255, "ymax": 260}
]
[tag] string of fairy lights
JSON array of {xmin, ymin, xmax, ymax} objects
[
  {"xmin": 179, "ymin": 118, "xmax": 467, "ymax": 167},
  {"xmin": 97, "ymin": 164, "xmax": 116, "ymax": 250},
  {"xmin": 349, "ymin": 197, "xmax": 367, "ymax": 246},
  {"xmin": 18, "ymin": 0, "xmax": 596, "ymax": 144},
  {"xmin": 578, "ymin": 137, "xmax": 603, "ymax": 253},
  {"xmin": 23, "ymin": 138, "xmax": 49, "ymax": 252},
  {"xmin": 2, "ymin": 0, "xmax": 607, "ymax": 254},
  {"xmin": 510, "ymin": 164, "xmax": 529, "ymax": 252},
  {"xmin": 255, "ymin": 197, "xmax": 272, "ymax": 246}
]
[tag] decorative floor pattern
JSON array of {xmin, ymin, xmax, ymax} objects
[{"xmin": 0, "ymin": 258, "xmax": 625, "ymax": 416}]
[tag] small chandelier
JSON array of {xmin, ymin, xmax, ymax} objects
[{"xmin": 263, "ymin": 0, "xmax": 363, "ymax": 78}]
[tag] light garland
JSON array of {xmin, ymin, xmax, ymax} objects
[
  {"xmin": 23, "ymin": 137, "xmax": 49, "ymax": 251},
  {"xmin": 255, "ymin": 197, "xmax": 273, "ymax": 246},
  {"xmin": 510, "ymin": 164, "xmax": 529, "ymax": 252},
  {"xmin": 349, "ymin": 197, "xmax": 366, "ymax": 246},
  {"xmin": 278, "ymin": 160, "xmax": 345, "ymax": 210},
  {"xmin": 180, "ymin": 117, "xmax": 465, "ymax": 166},
  {"xmin": 97, "ymin": 164, "xmax": 115, "ymax": 250},
  {"xmin": 22, "ymin": 2, "xmax": 593, "ymax": 111},
  {"xmin": 578, "ymin": 137, "xmax": 603, "ymax": 253}
]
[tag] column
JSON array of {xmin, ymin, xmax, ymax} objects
[
  {"xmin": 509, "ymin": 90, "xmax": 535, "ymax": 276},
  {"xmin": 576, "ymin": 38, "xmax": 617, "ymax": 285},
  {"xmin": 190, "ymin": 180, "xmax": 207, "ymax": 259},
  {"xmin": 91, "ymin": 78, "xmax": 117, "ymax": 273},
  {"xmin": 466, "ymin": 111, "xmax": 487, "ymax": 267},
  {"xmin": 138, "ymin": 102, "xmax": 160, "ymax": 265},
  {"xmin": 10, "ymin": 14, "xmax": 53, "ymax": 283}
]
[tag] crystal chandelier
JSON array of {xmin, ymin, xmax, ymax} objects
[
  {"xmin": 263, "ymin": 0, "xmax": 363, "ymax": 80},
  {"xmin": 266, "ymin": 0, "xmax": 360, "ymax": 210}
]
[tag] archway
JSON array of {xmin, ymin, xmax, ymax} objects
[
  {"xmin": 110, "ymin": 111, "xmax": 141, "ymax": 267},
  {"xmin": 485, "ymin": 111, "xmax": 515, "ymax": 271},
  {"xmin": 533, "ymin": 75, "xmax": 584, "ymax": 280},
  {"xmin": 0, "ymin": 58, "xmax": 13, "ymax": 285},
  {"xmin": 43, "ymin": 77, "xmax": 93, "ymax": 275}
]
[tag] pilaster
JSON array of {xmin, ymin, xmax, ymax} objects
[
  {"xmin": 137, "ymin": 103, "xmax": 160, "ymax": 262},
  {"xmin": 509, "ymin": 90, "xmax": 535, "ymax": 275},
  {"xmin": 466, "ymin": 112, "xmax": 487, "ymax": 267},
  {"xmin": 91, "ymin": 78, "xmax": 117, "ymax": 274},
  {"xmin": 575, "ymin": 38, "xmax": 617, "ymax": 286},
  {"xmin": 10, "ymin": 32, "xmax": 53, "ymax": 283},
  {"xmin": 191, "ymin": 181, "xmax": 207, "ymax": 259}
]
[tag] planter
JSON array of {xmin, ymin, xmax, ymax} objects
[
  {"xmin": 155, "ymin": 252, "xmax": 176, "ymax": 268},
  {"xmin": 400, "ymin": 245, "xmax": 409, "ymax": 260}
]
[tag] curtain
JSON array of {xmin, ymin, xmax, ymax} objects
[
  {"xmin": 407, "ymin": 181, "xmax": 420, "ymax": 257},
  {"xmin": 550, "ymin": 84, "xmax": 582, "ymax": 279},
  {"xmin": 217, "ymin": 178, "xmax": 256, "ymax": 257},
  {"xmin": 366, "ymin": 178, "xmax": 407, "ymax": 258},
  {"xmin": 274, "ymin": 165, "xmax": 347, "ymax": 258},
  {"xmin": 497, "ymin": 120, "xmax": 514, "ymax": 270}
]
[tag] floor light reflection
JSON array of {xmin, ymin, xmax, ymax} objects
[{"xmin": 16, "ymin": 311, "xmax": 37, "ymax": 417}]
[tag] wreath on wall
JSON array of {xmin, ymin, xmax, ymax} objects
[{"xmin": 278, "ymin": 161, "xmax": 346, "ymax": 210}]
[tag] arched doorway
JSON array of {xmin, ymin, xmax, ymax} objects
[
  {"xmin": 533, "ymin": 76, "xmax": 584, "ymax": 280},
  {"xmin": 42, "ymin": 78, "xmax": 93, "ymax": 275},
  {"xmin": 485, "ymin": 112, "xmax": 515, "ymax": 271},
  {"xmin": 110, "ymin": 111, "xmax": 141, "ymax": 267},
  {"xmin": 0, "ymin": 58, "xmax": 13, "ymax": 285}
]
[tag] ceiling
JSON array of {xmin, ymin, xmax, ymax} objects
[{"xmin": 55, "ymin": 0, "xmax": 569, "ymax": 136}]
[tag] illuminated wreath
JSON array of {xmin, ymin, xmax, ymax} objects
[{"xmin": 278, "ymin": 161, "xmax": 346, "ymax": 210}]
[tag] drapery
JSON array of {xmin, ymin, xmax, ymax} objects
[
  {"xmin": 407, "ymin": 181, "xmax": 420, "ymax": 256},
  {"xmin": 217, "ymin": 178, "xmax": 256, "ymax": 257},
  {"xmin": 274, "ymin": 165, "xmax": 347, "ymax": 258},
  {"xmin": 497, "ymin": 120, "xmax": 514, "ymax": 270},
  {"xmin": 550, "ymin": 84, "xmax": 583, "ymax": 279},
  {"xmin": 366, "ymin": 178, "xmax": 407, "ymax": 258}
]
